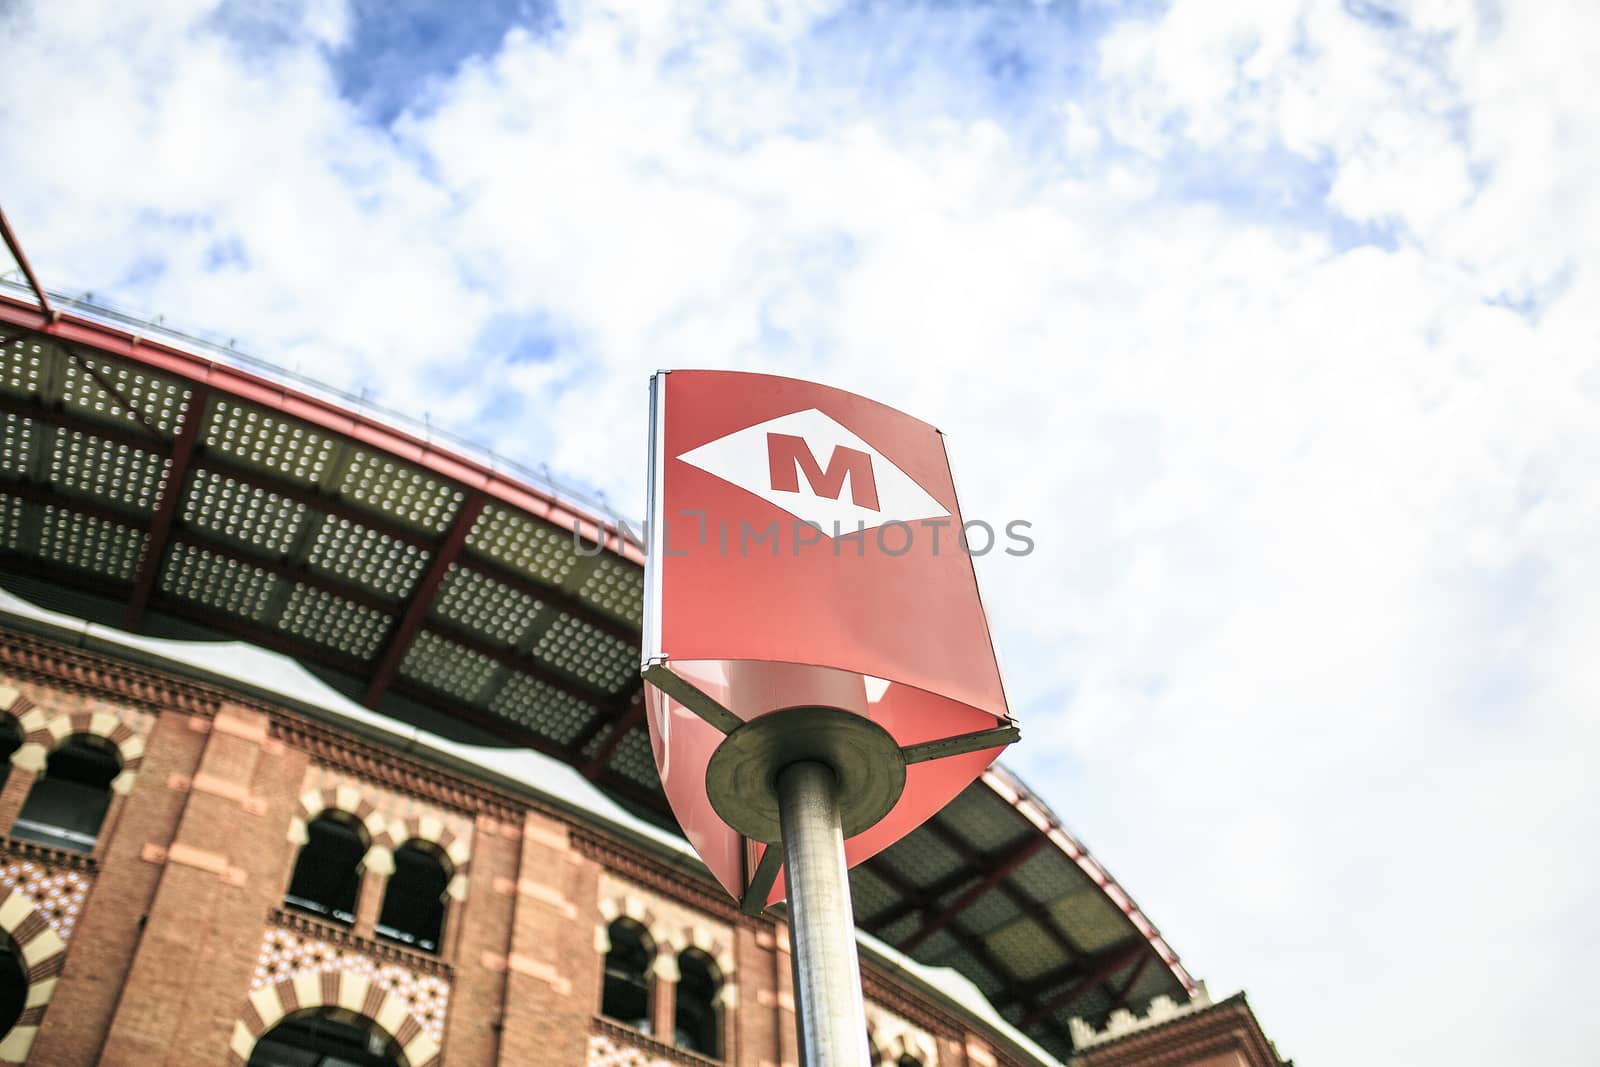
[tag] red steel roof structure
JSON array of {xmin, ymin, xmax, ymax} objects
[{"xmin": 0, "ymin": 211, "xmax": 1196, "ymax": 1061}]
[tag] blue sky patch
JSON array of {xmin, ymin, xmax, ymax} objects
[{"xmin": 328, "ymin": 0, "xmax": 560, "ymax": 123}]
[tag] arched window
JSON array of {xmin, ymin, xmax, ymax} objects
[
  {"xmin": 285, "ymin": 812, "xmax": 367, "ymax": 925},
  {"xmin": 600, "ymin": 918, "xmax": 654, "ymax": 1033},
  {"xmin": 0, "ymin": 718, "xmax": 21, "ymax": 796},
  {"xmin": 674, "ymin": 948, "xmax": 722, "ymax": 1058},
  {"xmin": 248, "ymin": 1007, "xmax": 402, "ymax": 1067},
  {"xmin": 0, "ymin": 933, "xmax": 25, "ymax": 1043},
  {"xmin": 375, "ymin": 841, "xmax": 450, "ymax": 953},
  {"xmin": 13, "ymin": 735, "xmax": 120, "ymax": 852}
]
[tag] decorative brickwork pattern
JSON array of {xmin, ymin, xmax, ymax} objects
[
  {"xmin": 1068, "ymin": 991, "xmax": 1287, "ymax": 1067},
  {"xmin": 381, "ymin": 810, "xmax": 474, "ymax": 901},
  {"xmin": 0, "ymin": 686, "xmax": 31, "ymax": 723},
  {"xmin": 1070, "ymin": 991, "xmax": 1211, "ymax": 1051},
  {"xmin": 226, "ymin": 914, "xmax": 452, "ymax": 1066},
  {"xmin": 0, "ymin": 629, "xmax": 524, "ymax": 824},
  {"xmin": 291, "ymin": 766, "xmax": 474, "ymax": 894},
  {"xmin": 587, "ymin": 1016, "xmax": 724, "ymax": 1067},
  {"xmin": 573, "ymin": 829, "xmax": 748, "ymax": 928},
  {"xmin": 588, "ymin": 1031, "xmax": 670, "ymax": 1067},
  {"xmin": 2, "ymin": 680, "xmax": 151, "ymax": 794},
  {"xmin": 0, "ymin": 878, "xmax": 71, "ymax": 1064},
  {"xmin": 0, "ymin": 627, "xmax": 1166, "ymax": 1067},
  {"xmin": 0, "ymin": 856, "xmax": 91, "ymax": 942},
  {"xmin": 861, "ymin": 957, "xmax": 966, "ymax": 1051},
  {"xmin": 597, "ymin": 871, "xmax": 736, "ymax": 996},
  {"xmin": 868, "ymin": 999, "xmax": 940, "ymax": 1066}
]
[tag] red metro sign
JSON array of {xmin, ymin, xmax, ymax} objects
[{"xmin": 642, "ymin": 370, "xmax": 1018, "ymax": 912}]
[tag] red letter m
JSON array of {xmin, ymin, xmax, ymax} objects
[{"xmin": 766, "ymin": 433, "xmax": 880, "ymax": 511}]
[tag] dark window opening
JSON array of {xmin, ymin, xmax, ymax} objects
[
  {"xmin": 284, "ymin": 813, "xmax": 367, "ymax": 926},
  {"xmin": 674, "ymin": 948, "xmax": 721, "ymax": 1058},
  {"xmin": 247, "ymin": 1007, "xmax": 402, "ymax": 1067},
  {"xmin": 12, "ymin": 735, "xmax": 119, "ymax": 852},
  {"xmin": 0, "ymin": 718, "xmax": 20, "ymax": 797},
  {"xmin": 600, "ymin": 918, "xmax": 654, "ymax": 1034},
  {"xmin": 375, "ymin": 841, "xmax": 449, "ymax": 954},
  {"xmin": 899, "ymin": 1056, "xmax": 926, "ymax": 1067},
  {"xmin": 0, "ymin": 934, "xmax": 25, "ymax": 1041}
]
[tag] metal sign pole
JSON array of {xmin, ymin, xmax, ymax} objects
[
  {"xmin": 644, "ymin": 371, "xmax": 1018, "ymax": 1063},
  {"xmin": 776, "ymin": 760, "xmax": 872, "ymax": 1066}
]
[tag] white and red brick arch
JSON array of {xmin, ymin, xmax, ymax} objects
[{"xmin": 288, "ymin": 773, "xmax": 473, "ymax": 898}]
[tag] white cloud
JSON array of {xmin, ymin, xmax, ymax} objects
[{"xmin": 2, "ymin": 1, "xmax": 1597, "ymax": 1063}]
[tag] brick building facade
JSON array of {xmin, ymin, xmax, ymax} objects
[
  {"xmin": 0, "ymin": 626, "xmax": 1081, "ymax": 1067},
  {"xmin": 0, "ymin": 289, "xmax": 1288, "ymax": 1067},
  {"xmin": 0, "ymin": 623, "xmax": 1287, "ymax": 1067}
]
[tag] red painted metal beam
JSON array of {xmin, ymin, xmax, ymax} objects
[
  {"xmin": 0, "ymin": 364, "xmax": 639, "ymax": 649},
  {"xmin": 125, "ymin": 384, "xmax": 210, "ymax": 631},
  {"xmin": 995, "ymin": 960, "xmax": 1079, "ymax": 1010},
  {"xmin": 862, "ymin": 834, "xmax": 1040, "ymax": 933},
  {"xmin": 98, "ymin": 581, "xmax": 560, "ymax": 759},
  {"xmin": 981, "ymin": 767, "xmax": 1198, "ymax": 999},
  {"xmin": 899, "ymin": 833, "xmax": 1047, "ymax": 954},
  {"xmin": 198, "ymin": 453, "xmax": 433, "ymax": 550},
  {"xmin": 1107, "ymin": 950, "xmax": 1151, "ymax": 1013},
  {"xmin": 427, "ymin": 617, "xmax": 617, "ymax": 703},
  {"xmin": 0, "ymin": 551, "xmax": 140, "ymax": 608},
  {"xmin": 861, "ymin": 856, "xmax": 1013, "ymax": 975},
  {"xmin": 0, "ymin": 479, "xmax": 150, "ymax": 531},
  {"xmin": 0, "ymin": 295, "xmax": 643, "ymax": 565},
  {"xmin": 569, "ymin": 675, "xmax": 644, "ymax": 753},
  {"xmin": 46, "ymin": 508, "xmax": 614, "ymax": 707},
  {"xmin": 174, "ymin": 528, "xmax": 396, "ymax": 613},
  {"xmin": 364, "ymin": 491, "xmax": 488, "ymax": 708},
  {"xmin": 580, "ymin": 688, "xmax": 645, "ymax": 779},
  {"xmin": 467, "ymin": 553, "xmax": 638, "ymax": 646},
  {"xmin": 0, "ymin": 488, "xmax": 398, "ymax": 615},
  {"xmin": 0, "ymin": 548, "xmax": 667, "ymax": 823},
  {"xmin": 863, "ymin": 894, "xmax": 934, "ymax": 936},
  {"xmin": 196, "ymin": 453, "xmax": 639, "ymax": 649},
  {"xmin": 1020, "ymin": 941, "xmax": 1149, "ymax": 1030},
  {"xmin": 147, "ymin": 596, "xmax": 639, "ymax": 783},
  {"xmin": 861, "ymin": 852, "xmax": 1058, "ymax": 1032},
  {"xmin": 0, "ymin": 203, "xmax": 52, "ymax": 317},
  {"xmin": 862, "ymin": 864, "xmax": 978, "ymax": 934},
  {"xmin": 0, "ymin": 390, "xmax": 170, "ymax": 455},
  {"xmin": 994, "ymin": 942, "xmax": 1141, "ymax": 1010},
  {"xmin": 0, "ymin": 482, "xmax": 615, "ymax": 716},
  {"xmin": 921, "ymin": 817, "xmax": 1089, "ymax": 959}
]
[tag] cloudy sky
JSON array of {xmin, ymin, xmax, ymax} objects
[{"xmin": 3, "ymin": 0, "xmax": 1597, "ymax": 1063}]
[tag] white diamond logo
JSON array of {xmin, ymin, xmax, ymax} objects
[{"xmin": 675, "ymin": 408, "xmax": 949, "ymax": 534}]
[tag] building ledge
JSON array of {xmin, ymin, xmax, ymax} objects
[
  {"xmin": 590, "ymin": 1014, "xmax": 724, "ymax": 1067},
  {"xmin": 0, "ymin": 834, "xmax": 100, "ymax": 873},
  {"xmin": 268, "ymin": 906, "xmax": 454, "ymax": 980}
]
